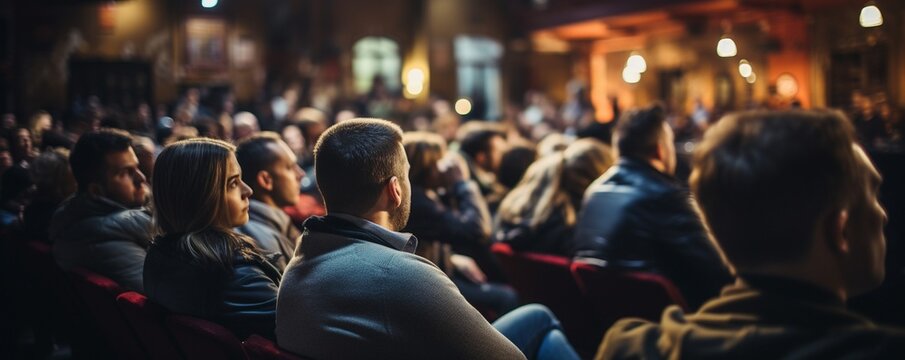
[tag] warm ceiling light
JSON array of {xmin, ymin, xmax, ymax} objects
[
  {"xmin": 454, "ymin": 98, "xmax": 472, "ymax": 115},
  {"xmin": 404, "ymin": 68, "xmax": 425, "ymax": 97},
  {"xmin": 745, "ymin": 72, "xmax": 757, "ymax": 84},
  {"xmin": 738, "ymin": 59, "xmax": 753, "ymax": 78},
  {"xmin": 860, "ymin": 3, "xmax": 883, "ymax": 28},
  {"xmin": 626, "ymin": 53, "xmax": 647, "ymax": 73},
  {"xmin": 622, "ymin": 67, "xmax": 641, "ymax": 84},
  {"xmin": 717, "ymin": 37, "xmax": 737, "ymax": 58}
]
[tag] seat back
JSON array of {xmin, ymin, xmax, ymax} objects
[
  {"xmin": 490, "ymin": 242, "xmax": 598, "ymax": 355},
  {"xmin": 571, "ymin": 260, "xmax": 688, "ymax": 330},
  {"xmin": 116, "ymin": 291, "xmax": 184, "ymax": 360},
  {"xmin": 68, "ymin": 268, "xmax": 146, "ymax": 359},
  {"xmin": 166, "ymin": 314, "xmax": 247, "ymax": 360},
  {"xmin": 20, "ymin": 242, "xmax": 108, "ymax": 358},
  {"xmin": 243, "ymin": 335, "xmax": 305, "ymax": 360}
]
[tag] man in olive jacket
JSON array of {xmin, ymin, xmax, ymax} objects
[{"xmin": 597, "ymin": 110, "xmax": 905, "ymax": 359}]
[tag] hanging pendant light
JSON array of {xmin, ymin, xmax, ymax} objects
[
  {"xmin": 717, "ymin": 37, "xmax": 737, "ymax": 57},
  {"xmin": 622, "ymin": 67, "xmax": 641, "ymax": 84},
  {"xmin": 626, "ymin": 53, "xmax": 647, "ymax": 73},
  {"xmin": 860, "ymin": 2, "xmax": 883, "ymax": 28},
  {"xmin": 738, "ymin": 59, "xmax": 753, "ymax": 78}
]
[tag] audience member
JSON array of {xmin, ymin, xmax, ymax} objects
[
  {"xmin": 456, "ymin": 121, "xmax": 509, "ymax": 211},
  {"xmin": 596, "ymin": 110, "xmax": 905, "ymax": 359},
  {"xmin": 236, "ymin": 133, "xmax": 304, "ymax": 271},
  {"xmin": 22, "ymin": 149, "xmax": 76, "ymax": 242},
  {"xmin": 497, "ymin": 141, "xmax": 538, "ymax": 189},
  {"xmin": 496, "ymin": 139, "xmax": 613, "ymax": 255},
  {"xmin": 50, "ymin": 129, "xmax": 152, "ymax": 292},
  {"xmin": 132, "ymin": 135, "xmax": 157, "ymax": 184},
  {"xmin": 0, "ymin": 165, "xmax": 31, "ymax": 227},
  {"xmin": 234, "ymin": 111, "xmax": 261, "ymax": 142},
  {"xmin": 402, "ymin": 131, "xmax": 518, "ymax": 316},
  {"xmin": 8, "ymin": 127, "xmax": 37, "ymax": 167},
  {"xmin": 0, "ymin": 144, "xmax": 12, "ymax": 180},
  {"xmin": 144, "ymin": 138, "xmax": 281, "ymax": 340},
  {"xmin": 277, "ymin": 118, "xmax": 579, "ymax": 360},
  {"xmin": 537, "ymin": 133, "xmax": 571, "ymax": 158},
  {"xmin": 28, "ymin": 111, "xmax": 53, "ymax": 151},
  {"xmin": 570, "ymin": 104, "xmax": 731, "ymax": 309}
]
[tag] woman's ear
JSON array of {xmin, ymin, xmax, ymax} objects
[{"xmin": 256, "ymin": 170, "xmax": 273, "ymax": 191}]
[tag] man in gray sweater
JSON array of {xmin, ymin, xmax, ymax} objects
[
  {"xmin": 276, "ymin": 118, "xmax": 579, "ymax": 360},
  {"xmin": 236, "ymin": 132, "xmax": 304, "ymax": 271}
]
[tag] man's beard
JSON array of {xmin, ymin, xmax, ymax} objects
[{"xmin": 388, "ymin": 187, "xmax": 411, "ymax": 231}]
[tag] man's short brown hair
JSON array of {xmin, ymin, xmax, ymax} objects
[
  {"xmin": 314, "ymin": 118, "xmax": 405, "ymax": 215},
  {"xmin": 690, "ymin": 110, "xmax": 860, "ymax": 269}
]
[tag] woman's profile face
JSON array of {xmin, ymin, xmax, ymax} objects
[{"xmin": 223, "ymin": 154, "xmax": 253, "ymax": 227}]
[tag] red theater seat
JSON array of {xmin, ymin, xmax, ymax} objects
[
  {"xmin": 20, "ymin": 242, "xmax": 105, "ymax": 358},
  {"xmin": 571, "ymin": 259, "xmax": 688, "ymax": 330},
  {"xmin": 116, "ymin": 291, "xmax": 184, "ymax": 360},
  {"xmin": 68, "ymin": 268, "xmax": 146, "ymax": 359},
  {"xmin": 166, "ymin": 314, "xmax": 247, "ymax": 360},
  {"xmin": 490, "ymin": 242, "xmax": 598, "ymax": 355},
  {"xmin": 243, "ymin": 334, "xmax": 305, "ymax": 360}
]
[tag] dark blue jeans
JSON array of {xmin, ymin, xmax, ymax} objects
[{"xmin": 492, "ymin": 304, "xmax": 581, "ymax": 360}]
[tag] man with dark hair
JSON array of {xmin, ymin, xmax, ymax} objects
[
  {"xmin": 454, "ymin": 121, "xmax": 509, "ymax": 281},
  {"xmin": 569, "ymin": 104, "xmax": 731, "ymax": 309},
  {"xmin": 51, "ymin": 128, "xmax": 152, "ymax": 291},
  {"xmin": 277, "ymin": 118, "xmax": 579, "ymax": 360},
  {"xmin": 456, "ymin": 121, "xmax": 508, "ymax": 208},
  {"xmin": 597, "ymin": 109, "xmax": 904, "ymax": 359},
  {"xmin": 236, "ymin": 132, "xmax": 304, "ymax": 271}
]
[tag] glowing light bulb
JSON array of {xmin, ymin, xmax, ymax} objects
[
  {"xmin": 404, "ymin": 69, "xmax": 425, "ymax": 97},
  {"xmin": 717, "ymin": 37, "xmax": 737, "ymax": 58},
  {"xmin": 860, "ymin": 4, "xmax": 883, "ymax": 28},
  {"xmin": 626, "ymin": 53, "xmax": 647, "ymax": 73},
  {"xmin": 202, "ymin": 0, "xmax": 218, "ymax": 8},
  {"xmin": 455, "ymin": 98, "xmax": 472, "ymax": 115},
  {"xmin": 738, "ymin": 59, "xmax": 753, "ymax": 78},
  {"xmin": 622, "ymin": 67, "xmax": 641, "ymax": 84},
  {"xmin": 745, "ymin": 72, "xmax": 757, "ymax": 84}
]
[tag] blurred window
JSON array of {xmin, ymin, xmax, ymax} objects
[
  {"xmin": 455, "ymin": 36, "xmax": 503, "ymax": 120},
  {"xmin": 352, "ymin": 37, "xmax": 401, "ymax": 94}
]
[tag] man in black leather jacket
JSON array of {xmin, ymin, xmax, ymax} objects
[{"xmin": 569, "ymin": 104, "xmax": 731, "ymax": 309}]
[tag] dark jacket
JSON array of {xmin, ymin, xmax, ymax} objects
[
  {"xmin": 404, "ymin": 180, "xmax": 491, "ymax": 275},
  {"xmin": 570, "ymin": 158, "xmax": 731, "ymax": 309},
  {"xmin": 495, "ymin": 201, "xmax": 574, "ymax": 256},
  {"xmin": 144, "ymin": 234, "xmax": 282, "ymax": 340},
  {"xmin": 596, "ymin": 275, "xmax": 905, "ymax": 359},
  {"xmin": 50, "ymin": 194, "xmax": 152, "ymax": 292},
  {"xmin": 237, "ymin": 199, "xmax": 301, "ymax": 271},
  {"xmin": 276, "ymin": 214, "xmax": 525, "ymax": 359}
]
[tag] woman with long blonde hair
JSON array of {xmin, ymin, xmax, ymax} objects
[
  {"xmin": 495, "ymin": 138, "xmax": 614, "ymax": 255},
  {"xmin": 143, "ymin": 138, "xmax": 281, "ymax": 340}
]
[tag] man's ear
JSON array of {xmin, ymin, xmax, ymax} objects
[
  {"xmin": 827, "ymin": 209, "xmax": 850, "ymax": 255},
  {"xmin": 387, "ymin": 176, "xmax": 403, "ymax": 208},
  {"xmin": 256, "ymin": 170, "xmax": 273, "ymax": 191},
  {"xmin": 655, "ymin": 140, "xmax": 667, "ymax": 163}
]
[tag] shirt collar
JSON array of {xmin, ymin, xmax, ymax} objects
[
  {"xmin": 330, "ymin": 213, "xmax": 418, "ymax": 253},
  {"xmin": 248, "ymin": 199, "xmax": 291, "ymax": 229}
]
